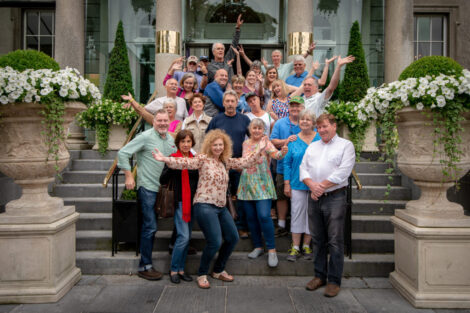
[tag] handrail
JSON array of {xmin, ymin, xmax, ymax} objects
[
  {"xmin": 102, "ymin": 90, "xmax": 158, "ymax": 187},
  {"xmin": 351, "ymin": 169, "xmax": 362, "ymax": 190}
]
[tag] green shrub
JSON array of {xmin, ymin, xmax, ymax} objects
[
  {"xmin": 0, "ymin": 50, "xmax": 60, "ymax": 71},
  {"xmin": 399, "ymin": 56, "xmax": 463, "ymax": 80},
  {"xmin": 103, "ymin": 21, "xmax": 134, "ymax": 102},
  {"xmin": 338, "ymin": 21, "xmax": 369, "ymax": 102}
]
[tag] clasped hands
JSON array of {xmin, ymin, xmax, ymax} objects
[{"xmin": 309, "ymin": 181, "xmax": 328, "ymax": 201}]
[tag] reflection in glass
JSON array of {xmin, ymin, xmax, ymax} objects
[
  {"xmin": 40, "ymin": 36, "xmax": 53, "ymax": 56},
  {"xmin": 27, "ymin": 12, "xmax": 39, "ymax": 35},
  {"xmin": 417, "ymin": 17, "xmax": 430, "ymax": 41},
  {"xmin": 431, "ymin": 42, "xmax": 443, "ymax": 56},
  {"xmin": 431, "ymin": 16, "xmax": 443, "ymax": 41},
  {"xmin": 26, "ymin": 36, "xmax": 38, "ymax": 50},
  {"xmin": 40, "ymin": 12, "xmax": 54, "ymax": 36},
  {"xmin": 418, "ymin": 42, "xmax": 430, "ymax": 58}
]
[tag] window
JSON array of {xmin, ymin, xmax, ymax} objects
[
  {"xmin": 24, "ymin": 10, "xmax": 55, "ymax": 57},
  {"xmin": 414, "ymin": 15, "xmax": 447, "ymax": 59}
]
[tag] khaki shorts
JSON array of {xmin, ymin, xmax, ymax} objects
[{"xmin": 275, "ymin": 174, "xmax": 288, "ymax": 201}]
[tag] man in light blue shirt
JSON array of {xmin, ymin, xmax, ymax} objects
[
  {"xmin": 285, "ymin": 55, "xmax": 319, "ymax": 87},
  {"xmin": 117, "ymin": 109, "xmax": 176, "ymax": 281}
]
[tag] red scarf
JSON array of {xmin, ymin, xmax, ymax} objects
[{"xmin": 172, "ymin": 150, "xmax": 193, "ymax": 222}]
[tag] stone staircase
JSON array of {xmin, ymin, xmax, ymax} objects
[{"xmin": 54, "ymin": 150, "xmax": 410, "ymax": 277}]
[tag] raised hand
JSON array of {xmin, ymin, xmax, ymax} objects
[
  {"xmin": 281, "ymin": 145, "xmax": 288, "ymax": 155},
  {"xmin": 231, "ymin": 45, "xmax": 239, "ymax": 56},
  {"xmin": 152, "ymin": 148, "xmax": 166, "ymax": 162},
  {"xmin": 259, "ymin": 136, "xmax": 269, "ymax": 151},
  {"xmin": 261, "ymin": 57, "xmax": 268, "ymax": 68},
  {"xmin": 286, "ymin": 135, "xmax": 298, "ymax": 143},
  {"xmin": 121, "ymin": 93, "xmax": 133, "ymax": 109},
  {"xmin": 238, "ymin": 45, "xmax": 245, "ymax": 55},
  {"xmin": 227, "ymin": 58, "xmax": 234, "ymax": 67},
  {"xmin": 236, "ymin": 14, "xmax": 244, "ymax": 28},
  {"xmin": 325, "ymin": 56, "xmax": 338, "ymax": 65},
  {"xmin": 312, "ymin": 60, "xmax": 320, "ymax": 71},
  {"xmin": 308, "ymin": 42, "xmax": 316, "ymax": 54},
  {"xmin": 337, "ymin": 55, "xmax": 355, "ymax": 66}
]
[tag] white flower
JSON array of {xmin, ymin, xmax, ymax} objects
[
  {"xmin": 436, "ymin": 95, "xmax": 446, "ymax": 107},
  {"xmin": 0, "ymin": 95, "xmax": 9, "ymax": 104},
  {"xmin": 416, "ymin": 102, "xmax": 424, "ymax": 110},
  {"xmin": 59, "ymin": 88, "xmax": 68, "ymax": 97}
]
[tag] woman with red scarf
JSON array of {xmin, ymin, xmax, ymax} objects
[{"xmin": 160, "ymin": 130, "xmax": 199, "ymax": 284}]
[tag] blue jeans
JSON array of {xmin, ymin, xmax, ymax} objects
[
  {"xmin": 308, "ymin": 190, "xmax": 347, "ymax": 286},
  {"xmin": 194, "ymin": 202, "xmax": 239, "ymax": 276},
  {"xmin": 243, "ymin": 199, "xmax": 276, "ymax": 250},
  {"xmin": 137, "ymin": 186, "xmax": 158, "ymax": 270},
  {"xmin": 229, "ymin": 170, "xmax": 247, "ymax": 231},
  {"xmin": 170, "ymin": 202, "xmax": 193, "ymax": 272}
]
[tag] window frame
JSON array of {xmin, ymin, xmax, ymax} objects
[
  {"xmin": 23, "ymin": 9, "xmax": 55, "ymax": 57},
  {"xmin": 413, "ymin": 14, "xmax": 447, "ymax": 59}
]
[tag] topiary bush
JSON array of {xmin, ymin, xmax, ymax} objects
[
  {"xmin": 399, "ymin": 56, "xmax": 463, "ymax": 80},
  {"xmin": 103, "ymin": 21, "xmax": 134, "ymax": 102},
  {"xmin": 0, "ymin": 50, "xmax": 60, "ymax": 71},
  {"xmin": 338, "ymin": 21, "xmax": 369, "ymax": 102}
]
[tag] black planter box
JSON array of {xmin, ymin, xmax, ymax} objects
[{"xmin": 112, "ymin": 198, "xmax": 141, "ymax": 256}]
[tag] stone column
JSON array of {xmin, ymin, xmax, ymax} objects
[
  {"xmin": 384, "ymin": 0, "xmax": 414, "ymax": 82},
  {"xmin": 286, "ymin": 0, "xmax": 313, "ymax": 64},
  {"xmin": 155, "ymin": 0, "xmax": 182, "ymax": 96},
  {"xmin": 55, "ymin": 0, "xmax": 90, "ymax": 149}
]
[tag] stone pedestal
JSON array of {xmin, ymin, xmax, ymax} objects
[
  {"xmin": 390, "ymin": 108, "xmax": 470, "ymax": 308},
  {"xmin": 337, "ymin": 121, "xmax": 378, "ymax": 152},
  {"xmin": 390, "ymin": 216, "xmax": 470, "ymax": 308},
  {"xmin": 66, "ymin": 119, "xmax": 91, "ymax": 150},
  {"xmin": 92, "ymin": 124, "xmax": 127, "ymax": 151},
  {"xmin": 0, "ymin": 211, "xmax": 81, "ymax": 303}
]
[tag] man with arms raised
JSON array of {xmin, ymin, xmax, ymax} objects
[
  {"xmin": 118, "ymin": 109, "xmax": 177, "ymax": 280},
  {"xmin": 300, "ymin": 113, "xmax": 355, "ymax": 297}
]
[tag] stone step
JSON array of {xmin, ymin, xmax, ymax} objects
[
  {"xmin": 61, "ymin": 171, "xmax": 108, "ymax": 184},
  {"xmin": 70, "ymin": 150, "xmax": 117, "ymax": 160},
  {"xmin": 53, "ymin": 183, "xmax": 123, "ymax": 198},
  {"xmin": 353, "ymin": 173, "xmax": 401, "ymax": 186},
  {"xmin": 76, "ymin": 250, "xmax": 394, "ymax": 277},
  {"xmin": 71, "ymin": 159, "xmax": 116, "ymax": 171},
  {"xmin": 353, "ymin": 162, "xmax": 393, "ymax": 174},
  {"xmin": 64, "ymin": 197, "xmax": 112, "ymax": 213},
  {"xmin": 352, "ymin": 186, "xmax": 410, "ymax": 201},
  {"xmin": 76, "ymin": 230, "xmax": 394, "ymax": 254},
  {"xmin": 352, "ymin": 199, "xmax": 407, "ymax": 215},
  {"xmin": 76, "ymin": 212, "xmax": 394, "ymax": 233}
]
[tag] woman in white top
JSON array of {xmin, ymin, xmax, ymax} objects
[
  {"xmin": 181, "ymin": 93, "xmax": 212, "ymax": 153},
  {"xmin": 244, "ymin": 92, "xmax": 274, "ymax": 137}
]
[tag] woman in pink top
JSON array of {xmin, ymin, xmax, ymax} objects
[
  {"xmin": 163, "ymin": 99, "xmax": 180, "ymax": 137},
  {"xmin": 153, "ymin": 129, "xmax": 268, "ymax": 289}
]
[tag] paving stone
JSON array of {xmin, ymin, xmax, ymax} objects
[
  {"xmin": 351, "ymin": 289, "xmax": 435, "ymax": 313},
  {"xmin": 76, "ymin": 275, "xmax": 102, "ymax": 286},
  {"xmin": 363, "ymin": 277, "xmax": 393, "ymax": 289},
  {"xmin": 0, "ymin": 305, "xmax": 18, "ymax": 313},
  {"xmin": 83, "ymin": 284, "xmax": 164, "ymax": 313},
  {"xmin": 226, "ymin": 286, "xmax": 295, "ymax": 313},
  {"xmin": 289, "ymin": 287, "xmax": 367, "ymax": 313},
  {"xmin": 8, "ymin": 285, "xmax": 103, "ymax": 313},
  {"xmin": 434, "ymin": 310, "xmax": 470, "ymax": 313},
  {"xmin": 154, "ymin": 286, "xmax": 226, "ymax": 313}
]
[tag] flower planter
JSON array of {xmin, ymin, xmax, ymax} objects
[
  {"xmin": 92, "ymin": 124, "xmax": 127, "ymax": 151},
  {"xmin": 337, "ymin": 121, "xmax": 378, "ymax": 153},
  {"xmin": 390, "ymin": 107, "xmax": 470, "ymax": 308},
  {"xmin": 0, "ymin": 101, "xmax": 85, "ymax": 303}
]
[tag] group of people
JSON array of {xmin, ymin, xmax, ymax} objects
[{"xmin": 117, "ymin": 14, "xmax": 356, "ymax": 298}]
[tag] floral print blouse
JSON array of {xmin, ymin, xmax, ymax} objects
[{"xmin": 165, "ymin": 152, "xmax": 259, "ymax": 207}]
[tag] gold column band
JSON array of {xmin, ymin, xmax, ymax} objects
[
  {"xmin": 156, "ymin": 30, "xmax": 180, "ymax": 54},
  {"xmin": 288, "ymin": 32, "xmax": 313, "ymax": 56}
]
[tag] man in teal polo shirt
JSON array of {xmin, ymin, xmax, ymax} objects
[{"xmin": 118, "ymin": 109, "xmax": 176, "ymax": 280}]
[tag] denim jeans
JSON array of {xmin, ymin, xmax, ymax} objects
[
  {"xmin": 229, "ymin": 170, "xmax": 247, "ymax": 231},
  {"xmin": 194, "ymin": 202, "xmax": 239, "ymax": 276},
  {"xmin": 137, "ymin": 186, "xmax": 158, "ymax": 270},
  {"xmin": 170, "ymin": 202, "xmax": 193, "ymax": 272},
  {"xmin": 242, "ymin": 199, "xmax": 276, "ymax": 250},
  {"xmin": 308, "ymin": 190, "xmax": 347, "ymax": 286}
]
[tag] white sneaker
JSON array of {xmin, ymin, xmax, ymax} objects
[
  {"xmin": 268, "ymin": 252, "xmax": 278, "ymax": 268},
  {"xmin": 247, "ymin": 248, "xmax": 264, "ymax": 259}
]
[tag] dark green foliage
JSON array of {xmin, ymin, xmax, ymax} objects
[
  {"xmin": 103, "ymin": 21, "xmax": 134, "ymax": 102},
  {"xmin": 0, "ymin": 50, "xmax": 60, "ymax": 71},
  {"xmin": 399, "ymin": 56, "xmax": 463, "ymax": 80},
  {"xmin": 121, "ymin": 188, "xmax": 137, "ymax": 200},
  {"xmin": 338, "ymin": 21, "xmax": 369, "ymax": 102}
]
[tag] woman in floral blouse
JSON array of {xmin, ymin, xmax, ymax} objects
[
  {"xmin": 152, "ymin": 129, "xmax": 268, "ymax": 289},
  {"xmin": 237, "ymin": 118, "xmax": 288, "ymax": 268}
]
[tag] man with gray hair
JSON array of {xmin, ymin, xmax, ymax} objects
[
  {"xmin": 203, "ymin": 69, "xmax": 229, "ymax": 117},
  {"xmin": 207, "ymin": 14, "xmax": 244, "ymax": 83},
  {"xmin": 285, "ymin": 55, "xmax": 320, "ymax": 87}
]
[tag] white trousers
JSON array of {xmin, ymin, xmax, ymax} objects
[{"xmin": 290, "ymin": 189, "xmax": 310, "ymax": 234}]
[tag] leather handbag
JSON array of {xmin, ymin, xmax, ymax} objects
[
  {"xmin": 155, "ymin": 180, "xmax": 175, "ymax": 218},
  {"xmin": 226, "ymin": 192, "xmax": 238, "ymax": 220}
]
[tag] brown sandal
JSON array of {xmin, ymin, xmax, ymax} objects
[
  {"xmin": 197, "ymin": 275, "xmax": 210, "ymax": 289},
  {"xmin": 211, "ymin": 271, "xmax": 234, "ymax": 282}
]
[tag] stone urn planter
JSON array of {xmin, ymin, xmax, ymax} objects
[
  {"xmin": 390, "ymin": 107, "xmax": 470, "ymax": 308},
  {"xmin": 394, "ymin": 107, "xmax": 470, "ymax": 225},
  {"xmin": 92, "ymin": 124, "xmax": 127, "ymax": 151},
  {"xmin": 0, "ymin": 101, "xmax": 85, "ymax": 303}
]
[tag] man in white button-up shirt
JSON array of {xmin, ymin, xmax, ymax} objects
[{"xmin": 299, "ymin": 113, "xmax": 355, "ymax": 298}]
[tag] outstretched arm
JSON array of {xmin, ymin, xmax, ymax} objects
[
  {"xmin": 301, "ymin": 42, "xmax": 316, "ymax": 59},
  {"xmin": 121, "ymin": 93, "xmax": 154, "ymax": 125},
  {"xmin": 238, "ymin": 45, "xmax": 253, "ymax": 67},
  {"xmin": 318, "ymin": 56, "xmax": 337, "ymax": 87},
  {"xmin": 324, "ymin": 55, "xmax": 355, "ymax": 99},
  {"xmin": 231, "ymin": 46, "xmax": 242, "ymax": 76}
]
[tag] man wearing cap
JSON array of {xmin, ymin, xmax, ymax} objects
[
  {"xmin": 270, "ymin": 96, "xmax": 304, "ymax": 237},
  {"xmin": 165, "ymin": 56, "xmax": 207, "ymax": 90},
  {"xmin": 301, "ymin": 113, "xmax": 355, "ymax": 297},
  {"xmin": 207, "ymin": 14, "xmax": 243, "ymax": 83},
  {"xmin": 301, "ymin": 55, "xmax": 355, "ymax": 118}
]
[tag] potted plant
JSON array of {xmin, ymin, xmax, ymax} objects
[
  {"xmin": 0, "ymin": 50, "xmax": 101, "ymax": 216},
  {"xmin": 358, "ymin": 56, "xmax": 470, "ymax": 215}
]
